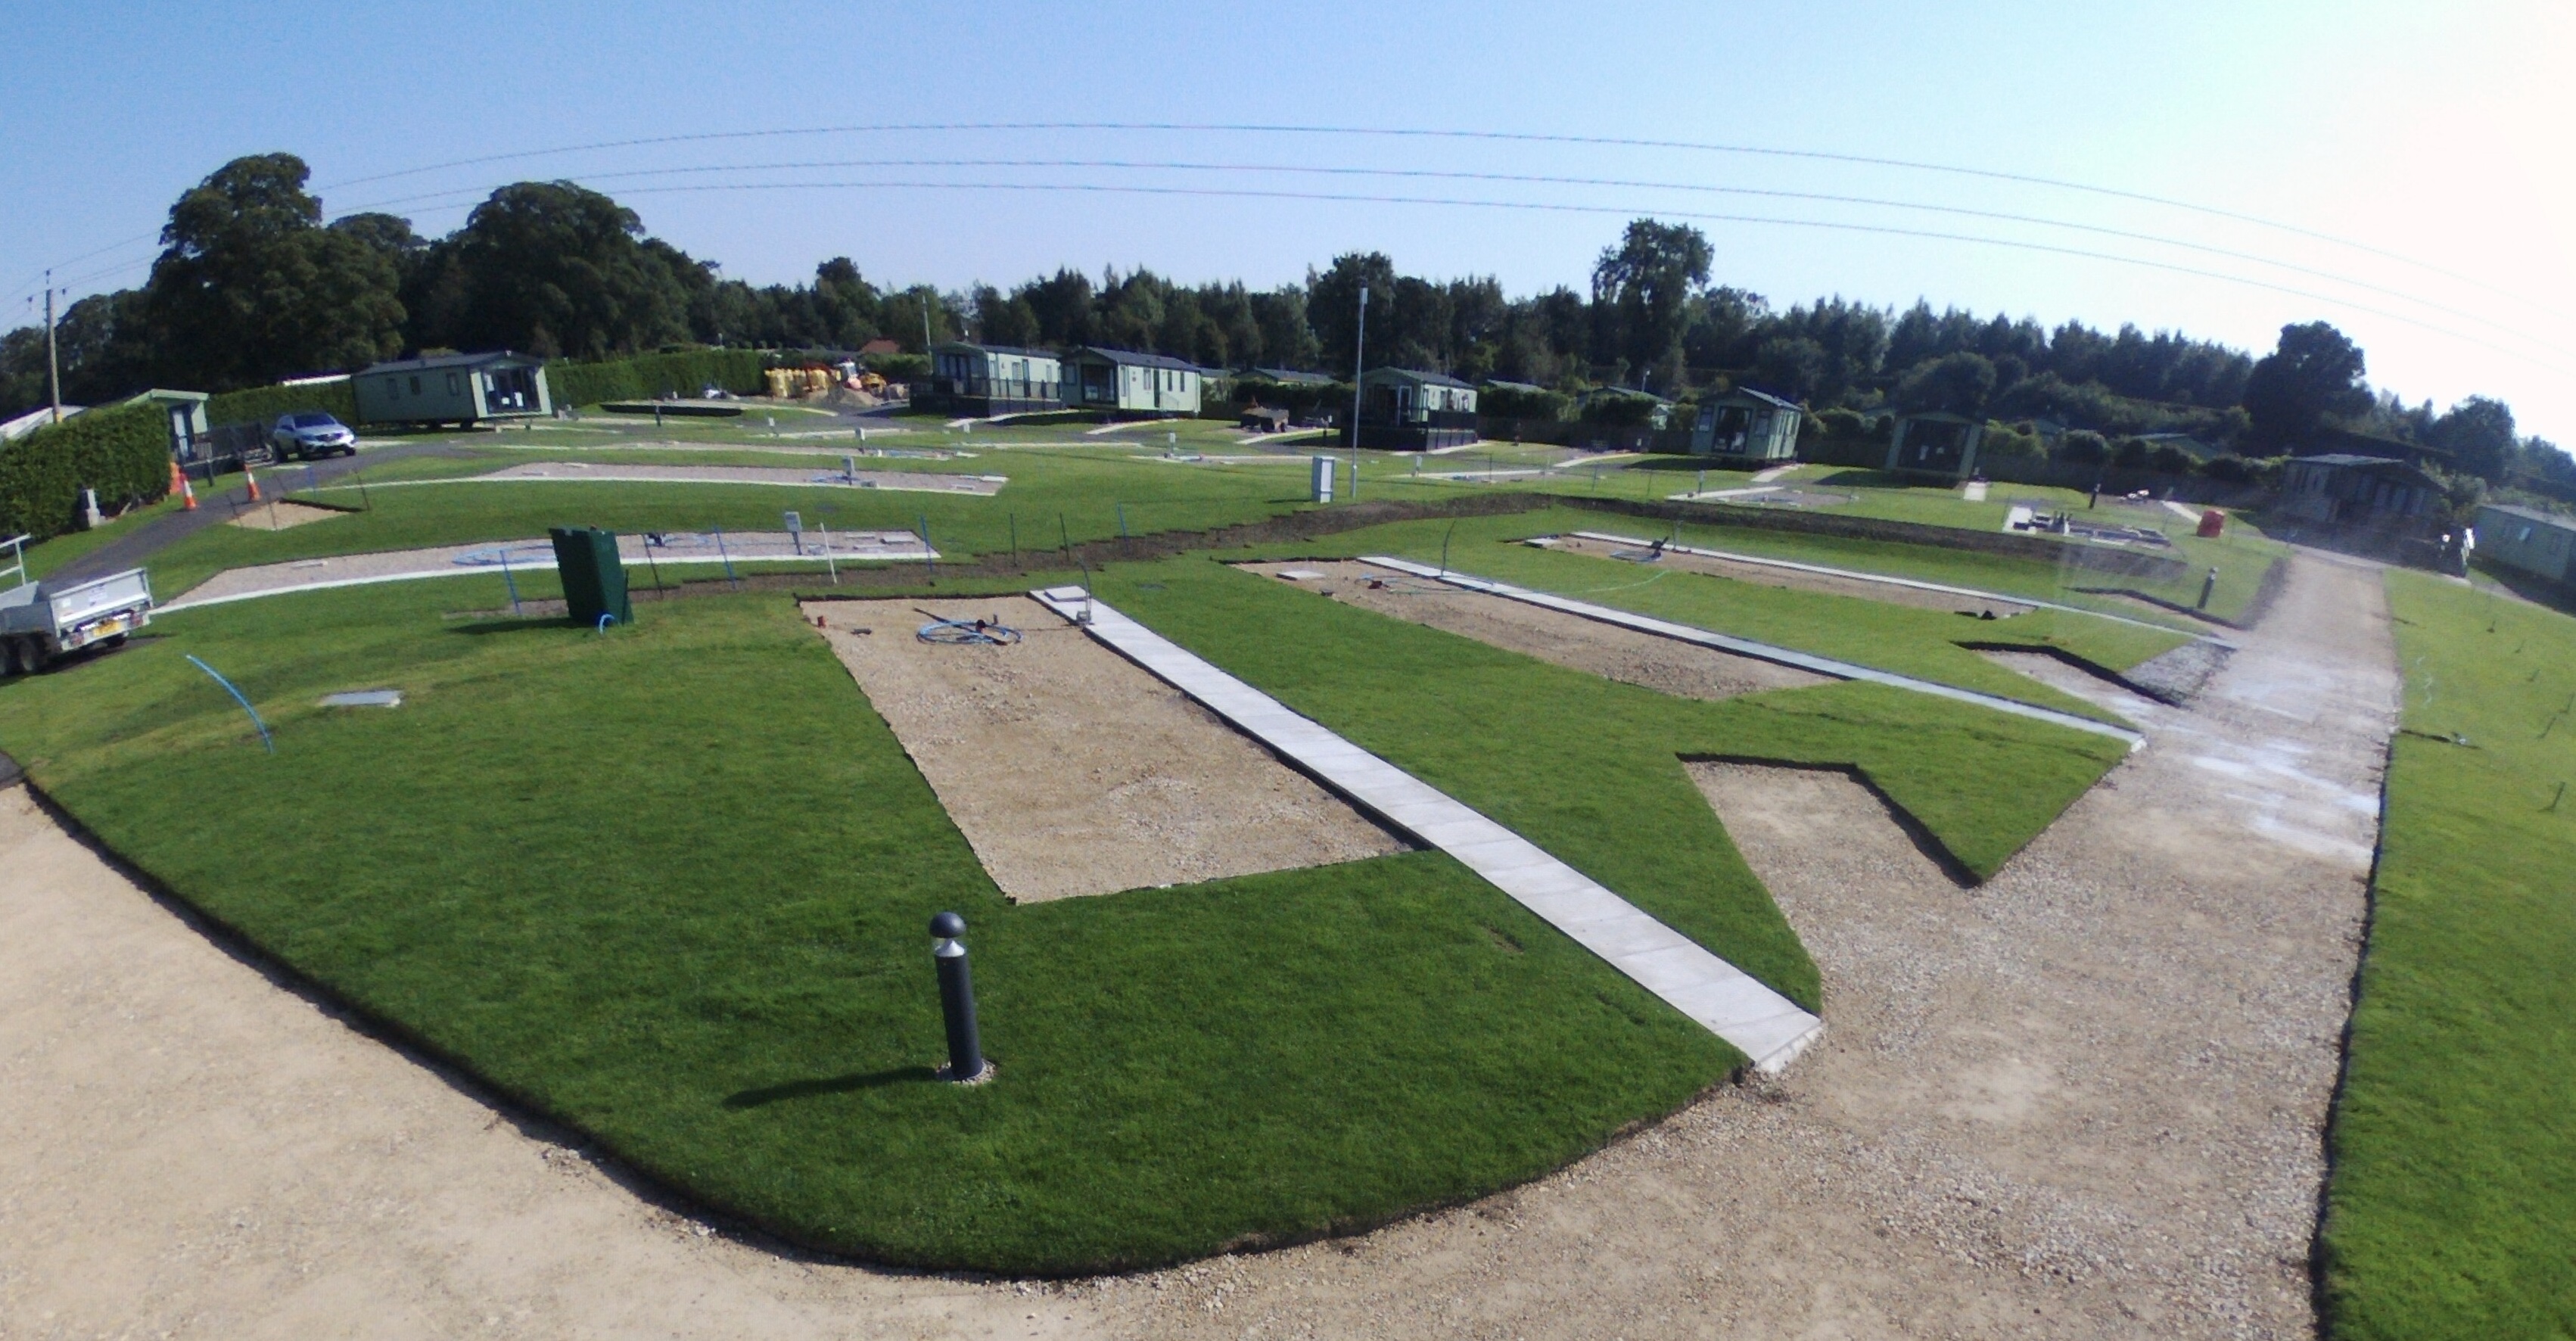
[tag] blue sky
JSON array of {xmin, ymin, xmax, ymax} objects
[{"xmin": 5, "ymin": 0, "xmax": 2568, "ymax": 440}]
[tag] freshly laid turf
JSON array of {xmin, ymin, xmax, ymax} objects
[
  {"xmin": 0, "ymin": 555, "xmax": 2120, "ymax": 1272},
  {"xmin": 2318, "ymin": 573, "xmax": 2576, "ymax": 1339}
]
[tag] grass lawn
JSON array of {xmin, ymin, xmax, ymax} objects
[
  {"xmin": 0, "ymin": 552, "xmax": 2120, "ymax": 1273},
  {"xmin": 144, "ymin": 442, "xmax": 1478, "ymax": 599},
  {"xmin": 9, "ymin": 493, "xmax": 188, "ymax": 581},
  {"xmin": 2318, "ymin": 571, "xmax": 2576, "ymax": 1338}
]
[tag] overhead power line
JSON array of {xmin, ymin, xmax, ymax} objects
[
  {"xmin": 543, "ymin": 176, "xmax": 2568, "ymax": 373},
  {"xmin": 437, "ymin": 155, "xmax": 2537, "ymax": 347},
  {"xmin": 312, "ymin": 120, "xmax": 2524, "ymax": 309}
]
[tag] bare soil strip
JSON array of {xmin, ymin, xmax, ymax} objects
[
  {"xmin": 801, "ymin": 596, "xmax": 1402, "ymax": 901},
  {"xmin": 163, "ymin": 530, "xmax": 935, "ymax": 611},
  {"xmin": 1238, "ymin": 559, "xmax": 1832, "ymax": 702},
  {"xmin": 1550, "ymin": 531, "xmax": 2037, "ymax": 617},
  {"xmin": 224, "ymin": 499, "xmax": 350, "ymax": 531}
]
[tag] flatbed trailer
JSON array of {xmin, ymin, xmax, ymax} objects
[{"xmin": 0, "ymin": 536, "xmax": 153, "ymax": 675}]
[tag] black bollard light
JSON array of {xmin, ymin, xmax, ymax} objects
[
  {"xmin": 2198, "ymin": 566, "xmax": 2218, "ymax": 611},
  {"xmin": 929, "ymin": 911, "xmax": 986, "ymax": 1082}
]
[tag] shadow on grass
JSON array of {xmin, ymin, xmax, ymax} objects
[
  {"xmin": 723, "ymin": 1066, "xmax": 940, "ymax": 1109},
  {"xmin": 1812, "ymin": 469, "xmax": 1913, "ymax": 490}
]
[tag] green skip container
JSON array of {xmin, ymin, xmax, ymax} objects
[{"xmin": 549, "ymin": 526, "xmax": 633, "ymax": 628}]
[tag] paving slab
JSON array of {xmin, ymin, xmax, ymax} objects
[{"xmin": 1027, "ymin": 585, "xmax": 1822, "ymax": 1073}]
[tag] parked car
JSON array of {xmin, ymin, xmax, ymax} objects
[{"xmin": 269, "ymin": 411, "xmax": 358, "ymax": 460}]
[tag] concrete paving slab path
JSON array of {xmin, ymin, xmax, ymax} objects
[{"xmin": 1027, "ymin": 586, "xmax": 1822, "ymax": 1072}]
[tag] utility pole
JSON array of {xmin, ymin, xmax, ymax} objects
[
  {"xmin": 44, "ymin": 270, "xmax": 63, "ymax": 425},
  {"xmin": 1349, "ymin": 285, "xmax": 1367, "ymax": 502}
]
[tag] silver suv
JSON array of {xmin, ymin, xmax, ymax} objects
[{"xmin": 269, "ymin": 412, "xmax": 357, "ymax": 460}]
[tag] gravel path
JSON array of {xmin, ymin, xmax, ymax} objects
[
  {"xmin": 0, "ymin": 552, "xmax": 2397, "ymax": 1338},
  {"xmin": 428, "ymin": 462, "xmax": 1003, "ymax": 493},
  {"xmin": 801, "ymin": 596, "xmax": 1402, "ymax": 901},
  {"xmin": 1240, "ymin": 559, "xmax": 1831, "ymax": 701}
]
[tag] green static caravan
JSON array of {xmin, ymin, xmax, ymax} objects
[
  {"xmin": 126, "ymin": 388, "xmax": 211, "ymax": 462},
  {"xmin": 354, "ymin": 351, "xmax": 552, "ymax": 429},
  {"xmin": 2475, "ymin": 502, "xmax": 2576, "ymax": 583},
  {"xmin": 1886, "ymin": 410, "xmax": 1986, "ymax": 481},
  {"xmin": 923, "ymin": 342, "xmax": 1063, "ymax": 417},
  {"xmin": 1689, "ymin": 386, "xmax": 1802, "ymax": 463},
  {"xmin": 1353, "ymin": 366, "xmax": 1478, "ymax": 450},
  {"xmin": 1065, "ymin": 347, "xmax": 1203, "ymax": 418}
]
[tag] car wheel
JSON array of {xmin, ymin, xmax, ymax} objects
[{"xmin": 1, "ymin": 639, "xmax": 20, "ymax": 677}]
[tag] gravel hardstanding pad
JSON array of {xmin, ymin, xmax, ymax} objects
[
  {"xmin": 799, "ymin": 596, "xmax": 1403, "ymax": 901},
  {"xmin": 1548, "ymin": 531, "xmax": 2039, "ymax": 618},
  {"xmin": 1240, "ymin": 560, "xmax": 1832, "ymax": 702},
  {"xmin": 1052, "ymin": 552, "xmax": 2394, "ymax": 1339}
]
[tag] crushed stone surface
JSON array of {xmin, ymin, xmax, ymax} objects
[
  {"xmin": 223, "ymin": 499, "xmax": 348, "ymax": 530},
  {"xmin": 0, "ymin": 552, "xmax": 2397, "ymax": 1338},
  {"xmin": 800, "ymin": 595, "xmax": 1403, "ymax": 901},
  {"xmin": 1242, "ymin": 559, "xmax": 1832, "ymax": 701},
  {"xmin": 1551, "ymin": 532, "xmax": 2038, "ymax": 618}
]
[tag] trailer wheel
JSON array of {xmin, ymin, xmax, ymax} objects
[{"xmin": 0, "ymin": 638, "xmax": 19, "ymax": 677}]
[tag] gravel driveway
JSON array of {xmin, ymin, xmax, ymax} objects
[{"xmin": 0, "ymin": 552, "xmax": 2397, "ymax": 1339}]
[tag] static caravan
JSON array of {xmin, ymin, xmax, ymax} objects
[
  {"xmin": 1689, "ymin": 387, "xmax": 1801, "ymax": 462},
  {"xmin": 356, "ymin": 352, "xmax": 552, "ymax": 428},
  {"xmin": 1885, "ymin": 410, "xmax": 1984, "ymax": 480},
  {"xmin": 2475, "ymin": 502, "xmax": 2576, "ymax": 583},
  {"xmin": 923, "ymin": 343, "xmax": 1062, "ymax": 416},
  {"xmin": 1065, "ymin": 347, "xmax": 1202, "ymax": 418},
  {"xmin": 1354, "ymin": 367, "xmax": 1477, "ymax": 450}
]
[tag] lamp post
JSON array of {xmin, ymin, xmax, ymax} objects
[{"xmin": 1349, "ymin": 285, "xmax": 1367, "ymax": 502}]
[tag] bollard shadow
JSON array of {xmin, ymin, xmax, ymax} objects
[{"xmin": 723, "ymin": 1066, "xmax": 938, "ymax": 1109}]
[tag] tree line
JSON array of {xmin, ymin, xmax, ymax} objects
[{"xmin": 2, "ymin": 152, "xmax": 2559, "ymax": 490}]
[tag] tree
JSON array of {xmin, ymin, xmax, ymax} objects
[
  {"xmin": 2428, "ymin": 396, "xmax": 2517, "ymax": 482},
  {"xmin": 423, "ymin": 182, "xmax": 699, "ymax": 359},
  {"xmin": 2241, "ymin": 321, "xmax": 2369, "ymax": 448},
  {"xmin": 142, "ymin": 153, "xmax": 406, "ymax": 387},
  {"xmin": 1591, "ymin": 219, "xmax": 1712, "ymax": 391},
  {"xmin": 1893, "ymin": 352, "xmax": 1998, "ymax": 418},
  {"xmin": 972, "ymin": 284, "xmax": 1038, "ymax": 347},
  {"xmin": 1750, "ymin": 336, "xmax": 1826, "ymax": 403},
  {"xmin": 1306, "ymin": 252, "xmax": 1398, "ymax": 375}
]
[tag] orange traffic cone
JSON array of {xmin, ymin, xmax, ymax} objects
[
  {"xmin": 167, "ymin": 458, "xmax": 185, "ymax": 496},
  {"xmin": 243, "ymin": 468, "xmax": 261, "ymax": 503},
  {"xmin": 180, "ymin": 475, "xmax": 197, "ymax": 510}
]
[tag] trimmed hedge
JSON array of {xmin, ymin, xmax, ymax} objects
[
  {"xmin": 550, "ymin": 350, "xmax": 767, "ymax": 409},
  {"xmin": 0, "ymin": 401, "xmax": 171, "ymax": 543},
  {"xmin": 207, "ymin": 380, "xmax": 358, "ymax": 430}
]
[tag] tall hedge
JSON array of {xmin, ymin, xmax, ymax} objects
[
  {"xmin": 207, "ymin": 379, "xmax": 359, "ymax": 429},
  {"xmin": 549, "ymin": 349, "xmax": 767, "ymax": 408},
  {"xmin": 0, "ymin": 401, "xmax": 171, "ymax": 543}
]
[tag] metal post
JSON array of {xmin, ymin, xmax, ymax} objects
[
  {"xmin": 1349, "ymin": 285, "xmax": 1367, "ymax": 501},
  {"xmin": 929, "ymin": 912, "xmax": 985, "ymax": 1082},
  {"xmin": 44, "ymin": 272, "xmax": 62, "ymax": 425},
  {"xmin": 714, "ymin": 524, "xmax": 738, "ymax": 588},
  {"xmin": 2198, "ymin": 566, "xmax": 2217, "ymax": 611},
  {"xmin": 820, "ymin": 523, "xmax": 838, "ymax": 584}
]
